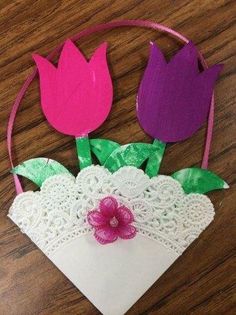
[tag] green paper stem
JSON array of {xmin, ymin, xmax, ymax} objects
[
  {"xmin": 75, "ymin": 136, "xmax": 92, "ymax": 170},
  {"xmin": 145, "ymin": 139, "xmax": 166, "ymax": 177}
]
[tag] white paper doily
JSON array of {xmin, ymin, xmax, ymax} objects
[{"xmin": 9, "ymin": 165, "xmax": 214, "ymax": 256}]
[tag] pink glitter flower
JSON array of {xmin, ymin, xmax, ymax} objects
[{"xmin": 87, "ymin": 196, "xmax": 136, "ymax": 244}]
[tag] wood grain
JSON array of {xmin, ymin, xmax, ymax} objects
[{"xmin": 0, "ymin": 0, "xmax": 236, "ymax": 314}]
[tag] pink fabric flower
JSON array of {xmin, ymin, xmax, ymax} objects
[{"xmin": 87, "ymin": 196, "xmax": 136, "ymax": 244}]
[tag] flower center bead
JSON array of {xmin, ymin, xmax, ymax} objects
[{"xmin": 109, "ymin": 216, "xmax": 119, "ymax": 227}]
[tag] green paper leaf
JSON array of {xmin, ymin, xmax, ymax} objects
[
  {"xmin": 104, "ymin": 143, "xmax": 155, "ymax": 172},
  {"xmin": 12, "ymin": 158, "xmax": 71, "ymax": 187},
  {"xmin": 172, "ymin": 167, "xmax": 229, "ymax": 194},
  {"xmin": 90, "ymin": 139, "xmax": 120, "ymax": 165}
]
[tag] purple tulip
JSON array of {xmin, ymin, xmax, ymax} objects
[{"xmin": 137, "ymin": 42, "xmax": 223, "ymax": 142}]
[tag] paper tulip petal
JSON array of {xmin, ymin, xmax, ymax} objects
[
  {"xmin": 137, "ymin": 42, "xmax": 223, "ymax": 142},
  {"xmin": 33, "ymin": 40, "xmax": 113, "ymax": 137},
  {"xmin": 172, "ymin": 167, "xmax": 229, "ymax": 194}
]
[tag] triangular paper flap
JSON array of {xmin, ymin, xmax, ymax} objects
[{"xmin": 44, "ymin": 235, "xmax": 178, "ymax": 315}]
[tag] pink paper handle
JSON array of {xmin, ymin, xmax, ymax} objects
[{"xmin": 7, "ymin": 19, "xmax": 214, "ymax": 194}]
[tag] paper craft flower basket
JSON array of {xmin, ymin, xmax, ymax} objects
[{"xmin": 7, "ymin": 20, "xmax": 228, "ymax": 315}]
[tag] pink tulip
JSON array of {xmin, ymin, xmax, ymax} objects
[{"xmin": 33, "ymin": 39, "xmax": 113, "ymax": 137}]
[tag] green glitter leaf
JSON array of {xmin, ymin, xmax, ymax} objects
[
  {"xmin": 12, "ymin": 158, "xmax": 71, "ymax": 187},
  {"xmin": 104, "ymin": 143, "xmax": 155, "ymax": 172},
  {"xmin": 172, "ymin": 167, "xmax": 229, "ymax": 194},
  {"xmin": 90, "ymin": 139, "xmax": 120, "ymax": 165}
]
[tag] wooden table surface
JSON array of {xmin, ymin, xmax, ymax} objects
[{"xmin": 0, "ymin": 1, "xmax": 235, "ymax": 314}]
